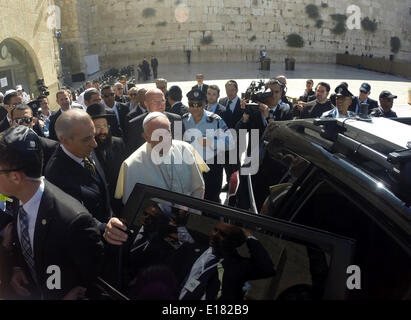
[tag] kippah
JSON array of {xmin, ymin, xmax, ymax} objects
[{"xmin": 3, "ymin": 126, "xmax": 40, "ymax": 154}]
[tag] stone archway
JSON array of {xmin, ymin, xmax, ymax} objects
[{"xmin": 0, "ymin": 37, "xmax": 43, "ymax": 98}]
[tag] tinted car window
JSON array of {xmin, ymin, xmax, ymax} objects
[{"xmin": 288, "ymin": 180, "xmax": 411, "ymax": 299}]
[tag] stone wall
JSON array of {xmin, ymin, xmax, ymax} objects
[
  {"xmin": 0, "ymin": 0, "xmax": 61, "ymax": 98},
  {"xmin": 68, "ymin": 0, "xmax": 411, "ymax": 71}
]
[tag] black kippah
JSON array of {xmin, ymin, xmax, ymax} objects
[{"xmin": 3, "ymin": 126, "xmax": 40, "ymax": 154}]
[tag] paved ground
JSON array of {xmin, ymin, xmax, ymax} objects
[
  {"xmin": 80, "ymin": 61, "xmax": 411, "ymax": 117},
  {"xmin": 76, "ymin": 61, "xmax": 411, "ymax": 204}
]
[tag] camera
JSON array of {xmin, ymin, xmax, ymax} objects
[
  {"xmin": 36, "ymin": 78, "xmax": 50, "ymax": 96},
  {"xmin": 242, "ymin": 80, "xmax": 273, "ymax": 117}
]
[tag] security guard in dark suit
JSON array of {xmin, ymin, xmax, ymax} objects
[
  {"xmin": 44, "ymin": 109, "xmax": 113, "ymax": 234},
  {"xmin": 0, "ymin": 126, "xmax": 103, "ymax": 299},
  {"xmin": 183, "ymin": 89, "xmax": 234, "ymax": 203}
]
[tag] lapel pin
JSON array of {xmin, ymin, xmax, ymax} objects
[
  {"xmin": 195, "ymin": 248, "xmax": 200, "ymax": 252},
  {"xmin": 42, "ymin": 219, "xmax": 47, "ymax": 226}
]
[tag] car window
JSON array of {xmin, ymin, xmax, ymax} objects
[
  {"xmin": 111, "ymin": 184, "xmax": 356, "ymax": 300},
  {"xmin": 284, "ymin": 179, "xmax": 411, "ymax": 299},
  {"xmin": 259, "ymin": 148, "xmax": 312, "ymax": 217}
]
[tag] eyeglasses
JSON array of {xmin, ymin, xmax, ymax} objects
[
  {"xmin": 189, "ymin": 102, "xmax": 203, "ymax": 108},
  {"xmin": 95, "ymin": 124, "xmax": 110, "ymax": 130},
  {"xmin": 13, "ymin": 117, "xmax": 33, "ymax": 125},
  {"xmin": 103, "ymin": 93, "xmax": 115, "ymax": 98}
]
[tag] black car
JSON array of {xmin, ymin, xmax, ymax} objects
[{"xmin": 96, "ymin": 117, "xmax": 411, "ymax": 300}]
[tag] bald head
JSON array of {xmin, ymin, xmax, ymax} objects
[
  {"xmin": 55, "ymin": 109, "xmax": 97, "ymax": 158},
  {"xmin": 144, "ymin": 89, "xmax": 166, "ymax": 113}
]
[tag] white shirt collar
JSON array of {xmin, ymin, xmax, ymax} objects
[
  {"xmin": 18, "ymin": 178, "xmax": 45, "ymax": 252},
  {"xmin": 61, "ymin": 145, "xmax": 84, "ymax": 166}
]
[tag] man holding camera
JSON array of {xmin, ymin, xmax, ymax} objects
[{"xmin": 236, "ymin": 79, "xmax": 292, "ymax": 140}]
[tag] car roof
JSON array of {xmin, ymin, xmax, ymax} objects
[{"xmin": 338, "ymin": 117, "xmax": 411, "ymax": 152}]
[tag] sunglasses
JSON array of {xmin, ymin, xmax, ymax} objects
[
  {"xmin": 189, "ymin": 102, "xmax": 203, "ymax": 108},
  {"xmin": 13, "ymin": 117, "xmax": 33, "ymax": 125},
  {"xmin": 103, "ymin": 93, "xmax": 115, "ymax": 98}
]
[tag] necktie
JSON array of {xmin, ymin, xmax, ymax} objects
[
  {"xmin": 83, "ymin": 157, "xmax": 97, "ymax": 177},
  {"xmin": 226, "ymin": 100, "xmax": 232, "ymax": 111},
  {"xmin": 18, "ymin": 206, "xmax": 37, "ymax": 283}
]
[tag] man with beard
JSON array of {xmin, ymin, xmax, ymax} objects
[{"xmin": 86, "ymin": 103, "xmax": 126, "ymax": 216}]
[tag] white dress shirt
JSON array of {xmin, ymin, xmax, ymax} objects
[{"xmin": 17, "ymin": 178, "xmax": 45, "ymax": 252}]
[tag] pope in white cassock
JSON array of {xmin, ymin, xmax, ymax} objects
[{"xmin": 115, "ymin": 112, "xmax": 208, "ymax": 205}]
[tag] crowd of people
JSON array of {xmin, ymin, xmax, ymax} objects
[{"xmin": 0, "ymin": 70, "xmax": 400, "ymax": 300}]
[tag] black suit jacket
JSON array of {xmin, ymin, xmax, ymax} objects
[
  {"xmin": 218, "ymin": 97, "xmax": 244, "ymax": 129},
  {"xmin": 44, "ymin": 147, "xmax": 112, "ymax": 233},
  {"xmin": 125, "ymin": 112, "xmax": 184, "ymax": 157},
  {"xmin": 11, "ymin": 181, "xmax": 104, "ymax": 299},
  {"xmin": 168, "ymin": 101, "xmax": 189, "ymax": 117},
  {"xmin": 106, "ymin": 102, "xmax": 130, "ymax": 137},
  {"xmin": 192, "ymin": 84, "xmax": 209, "ymax": 98},
  {"xmin": 0, "ymin": 105, "xmax": 7, "ymax": 121},
  {"xmin": 38, "ymin": 137, "xmax": 59, "ymax": 172},
  {"xmin": 349, "ymin": 97, "xmax": 379, "ymax": 114},
  {"xmin": 95, "ymin": 137, "xmax": 126, "ymax": 216},
  {"xmin": 124, "ymin": 104, "xmax": 146, "ymax": 142},
  {"xmin": 0, "ymin": 117, "xmax": 10, "ymax": 133},
  {"xmin": 171, "ymin": 239, "xmax": 275, "ymax": 300}
]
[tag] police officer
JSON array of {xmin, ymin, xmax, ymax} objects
[
  {"xmin": 183, "ymin": 89, "xmax": 234, "ymax": 203},
  {"xmin": 321, "ymin": 86, "xmax": 356, "ymax": 118}
]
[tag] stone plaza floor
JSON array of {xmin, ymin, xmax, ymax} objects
[{"xmin": 116, "ymin": 61, "xmax": 411, "ymax": 117}]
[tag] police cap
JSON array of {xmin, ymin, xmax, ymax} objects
[{"xmin": 186, "ymin": 88, "xmax": 206, "ymax": 103}]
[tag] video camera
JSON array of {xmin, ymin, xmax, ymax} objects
[
  {"xmin": 242, "ymin": 80, "xmax": 273, "ymax": 117},
  {"xmin": 36, "ymin": 78, "xmax": 50, "ymax": 97}
]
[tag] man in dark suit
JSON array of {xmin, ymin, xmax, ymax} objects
[
  {"xmin": 218, "ymin": 80, "xmax": 244, "ymax": 130},
  {"xmin": 124, "ymin": 87, "xmax": 148, "ymax": 142},
  {"xmin": 45, "ymin": 109, "xmax": 113, "ymax": 234},
  {"xmin": 0, "ymin": 126, "xmax": 103, "ymax": 300},
  {"xmin": 0, "ymin": 90, "xmax": 20, "ymax": 133},
  {"xmin": 151, "ymin": 56, "xmax": 159, "ymax": 79},
  {"xmin": 235, "ymin": 81, "xmax": 292, "ymax": 210},
  {"xmin": 349, "ymin": 82, "xmax": 379, "ymax": 114},
  {"xmin": 10, "ymin": 104, "xmax": 59, "ymax": 170},
  {"xmin": 114, "ymin": 82, "xmax": 129, "ymax": 104},
  {"xmin": 125, "ymin": 88, "xmax": 184, "ymax": 157},
  {"xmin": 192, "ymin": 74, "xmax": 209, "ymax": 98},
  {"xmin": 101, "ymin": 85, "xmax": 129, "ymax": 137},
  {"xmin": 298, "ymin": 82, "xmax": 334, "ymax": 119},
  {"xmin": 86, "ymin": 103, "xmax": 127, "ymax": 217},
  {"xmin": 171, "ymin": 222, "xmax": 275, "ymax": 300},
  {"xmin": 156, "ymin": 78, "xmax": 171, "ymax": 111},
  {"xmin": 167, "ymin": 85, "xmax": 189, "ymax": 117},
  {"xmin": 205, "ymin": 85, "xmax": 228, "ymax": 122},
  {"xmin": 48, "ymin": 90, "xmax": 82, "ymax": 141}
]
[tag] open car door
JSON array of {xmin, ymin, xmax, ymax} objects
[{"xmin": 98, "ymin": 183, "xmax": 356, "ymax": 300}]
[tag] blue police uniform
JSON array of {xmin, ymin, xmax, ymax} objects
[{"xmin": 184, "ymin": 89, "xmax": 234, "ymax": 203}]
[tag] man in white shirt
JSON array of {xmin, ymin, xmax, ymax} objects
[{"xmin": 104, "ymin": 112, "xmax": 207, "ymax": 246}]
